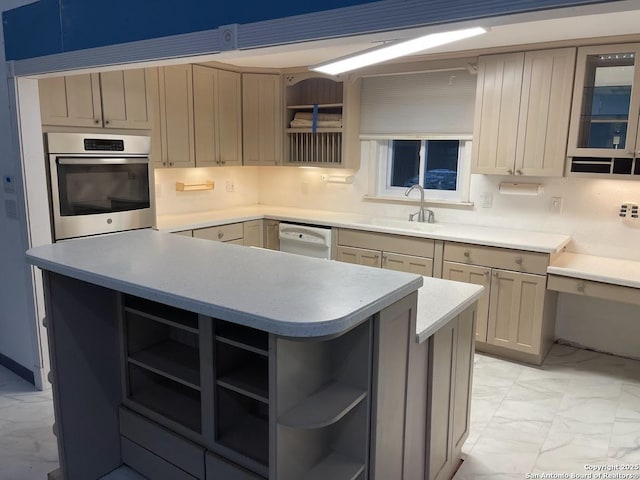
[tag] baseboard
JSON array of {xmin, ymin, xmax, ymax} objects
[{"xmin": 0, "ymin": 352, "xmax": 35, "ymax": 385}]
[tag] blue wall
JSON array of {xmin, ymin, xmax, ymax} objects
[
  {"xmin": 2, "ymin": 0, "xmax": 615, "ymax": 62},
  {"xmin": 2, "ymin": 0, "xmax": 380, "ymax": 60}
]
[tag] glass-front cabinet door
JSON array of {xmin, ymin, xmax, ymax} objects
[{"xmin": 568, "ymin": 44, "xmax": 640, "ymax": 161}]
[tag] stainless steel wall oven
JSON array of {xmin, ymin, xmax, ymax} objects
[{"xmin": 46, "ymin": 133, "xmax": 154, "ymax": 241}]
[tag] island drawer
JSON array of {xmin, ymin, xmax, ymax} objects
[
  {"xmin": 193, "ymin": 223, "xmax": 244, "ymax": 242},
  {"xmin": 547, "ymin": 274, "xmax": 640, "ymax": 306},
  {"xmin": 121, "ymin": 437, "xmax": 198, "ymax": 480},
  {"xmin": 119, "ymin": 407, "xmax": 205, "ymax": 479},
  {"xmin": 206, "ymin": 452, "xmax": 264, "ymax": 479},
  {"xmin": 338, "ymin": 228, "xmax": 435, "ymax": 257},
  {"xmin": 443, "ymin": 242, "xmax": 549, "ymax": 275}
]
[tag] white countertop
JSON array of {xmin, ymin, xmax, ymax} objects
[
  {"xmin": 548, "ymin": 252, "xmax": 640, "ymax": 289},
  {"xmin": 26, "ymin": 230, "xmax": 424, "ymax": 338},
  {"xmin": 156, "ymin": 205, "xmax": 571, "ymax": 253},
  {"xmin": 416, "ymin": 277, "xmax": 485, "ymax": 343}
]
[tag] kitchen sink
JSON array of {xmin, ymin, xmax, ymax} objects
[{"xmin": 368, "ymin": 218, "xmax": 444, "ymax": 232}]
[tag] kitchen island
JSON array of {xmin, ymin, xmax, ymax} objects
[{"xmin": 26, "ymin": 230, "xmax": 483, "ymax": 480}]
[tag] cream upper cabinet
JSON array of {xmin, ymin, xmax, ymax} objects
[
  {"xmin": 40, "ymin": 74, "xmax": 102, "ymax": 127},
  {"xmin": 442, "ymin": 261, "xmax": 491, "ymax": 342},
  {"xmin": 472, "ymin": 48, "xmax": 576, "ymax": 177},
  {"xmin": 567, "ymin": 43, "xmax": 640, "ymax": 176},
  {"xmin": 193, "ymin": 66, "xmax": 242, "ymax": 167},
  {"xmin": 158, "ymin": 65, "xmax": 195, "ymax": 168},
  {"xmin": 242, "ymin": 73, "xmax": 282, "ymax": 166},
  {"xmin": 40, "ymin": 69, "xmax": 154, "ymax": 129}
]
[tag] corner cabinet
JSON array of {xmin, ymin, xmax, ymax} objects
[
  {"xmin": 39, "ymin": 69, "xmax": 154, "ymax": 129},
  {"xmin": 566, "ymin": 43, "xmax": 640, "ymax": 178},
  {"xmin": 442, "ymin": 242, "xmax": 557, "ymax": 365},
  {"xmin": 242, "ymin": 73, "xmax": 282, "ymax": 166},
  {"xmin": 472, "ymin": 48, "xmax": 576, "ymax": 177},
  {"xmin": 283, "ymin": 73, "xmax": 361, "ymax": 168}
]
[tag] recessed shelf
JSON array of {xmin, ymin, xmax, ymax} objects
[
  {"xmin": 123, "ymin": 296, "xmax": 198, "ymax": 333},
  {"xmin": 217, "ymin": 401, "xmax": 269, "ymax": 467},
  {"xmin": 128, "ymin": 340, "xmax": 200, "ymax": 390},
  {"xmin": 287, "ymin": 103, "xmax": 343, "ymax": 109},
  {"xmin": 215, "ymin": 321, "xmax": 268, "ymax": 355},
  {"xmin": 217, "ymin": 362, "xmax": 269, "ymax": 404},
  {"xmin": 278, "ymin": 381, "xmax": 366, "ymax": 429},
  {"xmin": 303, "ymin": 452, "xmax": 365, "ymax": 480}
]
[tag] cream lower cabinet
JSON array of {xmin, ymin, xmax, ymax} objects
[
  {"xmin": 336, "ymin": 229, "xmax": 434, "ymax": 276},
  {"xmin": 243, "ymin": 220, "xmax": 263, "ymax": 247},
  {"xmin": 443, "ymin": 242, "xmax": 557, "ymax": 365},
  {"xmin": 263, "ymin": 220, "xmax": 280, "ymax": 251},
  {"xmin": 429, "ymin": 307, "xmax": 475, "ymax": 480},
  {"xmin": 191, "ymin": 221, "xmax": 265, "ymax": 247}
]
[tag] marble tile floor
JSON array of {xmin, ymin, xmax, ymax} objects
[
  {"xmin": 1, "ymin": 343, "xmax": 639, "ymax": 479},
  {"xmin": 454, "ymin": 344, "xmax": 640, "ymax": 480}
]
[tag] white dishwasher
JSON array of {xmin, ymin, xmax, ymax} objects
[{"xmin": 278, "ymin": 223, "xmax": 332, "ymax": 259}]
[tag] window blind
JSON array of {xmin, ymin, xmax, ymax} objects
[{"xmin": 360, "ymin": 69, "xmax": 476, "ymax": 136}]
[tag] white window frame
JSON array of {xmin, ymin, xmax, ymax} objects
[{"xmin": 375, "ymin": 135, "xmax": 472, "ymax": 203}]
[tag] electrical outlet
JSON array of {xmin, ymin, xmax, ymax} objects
[
  {"xmin": 550, "ymin": 197, "xmax": 563, "ymax": 213},
  {"xmin": 480, "ymin": 192, "xmax": 493, "ymax": 208},
  {"xmin": 620, "ymin": 202, "xmax": 640, "ymax": 226},
  {"xmin": 226, "ymin": 180, "xmax": 235, "ymax": 192}
]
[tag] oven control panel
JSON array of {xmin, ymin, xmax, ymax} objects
[{"xmin": 84, "ymin": 138, "xmax": 125, "ymax": 151}]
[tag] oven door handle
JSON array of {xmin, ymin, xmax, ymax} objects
[{"xmin": 57, "ymin": 158, "xmax": 149, "ymax": 165}]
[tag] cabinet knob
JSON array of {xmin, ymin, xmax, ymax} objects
[
  {"xmin": 105, "ymin": 120, "xmax": 110, "ymax": 125},
  {"xmin": 515, "ymin": 256, "xmax": 523, "ymax": 265},
  {"xmin": 516, "ymin": 169, "xmax": 523, "ymax": 175},
  {"xmin": 464, "ymin": 251, "xmax": 471, "ymax": 258},
  {"xmin": 484, "ymin": 270, "xmax": 490, "ymax": 277},
  {"xmin": 94, "ymin": 119, "xmax": 100, "ymax": 125},
  {"xmin": 169, "ymin": 162, "xmax": 174, "ymax": 166},
  {"xmin": 218, "ymin": 232, "xmax": 224, "ymax": 239},
  {"xmin": 494, "ymin": 272, "xmax": 499, "ymax": 278},
  {"xmin": 507, "ymin": 169, "xmax": 514, "ymax": 175}
]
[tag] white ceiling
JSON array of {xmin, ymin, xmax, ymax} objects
[{"xmin": 209, "ymin": 8, "xmax": 640, "ymax": 69}]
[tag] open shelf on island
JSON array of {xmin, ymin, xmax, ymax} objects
[
  {"xmin": 217, "ymin": 361, "xmax": 268, "ymax": 403},
  {"xmin": 124, "ymin": 295, "xmax": 199, "ymax": 332},
  {"xmin": 215, "ymin": 320, "xmax": 268, "ymax": 355},
  {"xmin": 278, "ymin": 381, "xmax": 366, "ymax": 429},
  {"xmin": 128, "ymin": 340, "xmax": 200, "ymax": 390},
  {"xmin": 303, "ymin": 452, "xmax": 365, "ymax": 480},
  {"xmin": 128, "ymin": 364, "xmax": 201, "ymax": 433}
]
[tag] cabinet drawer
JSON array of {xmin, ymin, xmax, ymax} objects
[
  {"xmin": 119, "ymin": 407, "xmax": 205, "ymax": 479},
  {"xmin": 193, "ymin": 223, "xmax": 243, "ymax": 242},
  {"xmin": 206, "ymin": 452, "xmax": 263, "ymax": 479},
  {"xmin": 443, "ymin": 242, "xmax": 549, "ymax": 275},
  {"xmin": 121, "ymin": 437, "xmax": 198, "ymax": 480},
  {"xmin": 547, "ymin": 275, "xmax": 640, "ymax": 306},
  {"xmin": 338, "ymin": 228, "xmax": 434, "ymax": 257}
]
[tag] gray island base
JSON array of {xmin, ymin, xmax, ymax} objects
[{"xmin": 26, "ymin": 230, "xmax": 483, "ymax": 480}]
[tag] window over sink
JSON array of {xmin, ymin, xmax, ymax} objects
[{"xmin": 375, "ymin": 137, "xmax": 472, "ymax": 203}]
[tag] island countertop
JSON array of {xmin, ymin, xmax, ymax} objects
[{"xmin": 26, "ymin": 229, "xmax": 425, "ymax": 338}]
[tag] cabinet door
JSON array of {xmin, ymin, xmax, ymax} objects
[
  {"xmin": 382, "ymin": 252, "xmax": 433, "ymax": 276},
  {"xmin": 515, "ymin": 48, "xmax": 575, "ymax": 176},
  {"xmin": 100, "ymin": 69, "xmax": 153, "ymax": 129},
  {"xmin": 193, "ymin": 65, "xmax": 218, "ymax": 167},
  {"xmin": 263, "ymin": 220, "xmax": 280, "ymax": 251},
  {"xmin": 147, "ymin": 68, "xmax": 165, "ymax": 167},
  {"xmin": 472, "ymin": 53, "xmax": 524, "ymax": 174},
  {"xmin": 39, "ymin": 74, "xmax": 102, "ymax": 127},
  {"xmin": 335, "ymin": 246, "xmax": 382, "ymax": 268},
  {"xmin": 451, "ymin": 308, "xmax": 475, "ymax": 458},
  {"xmin": 487, "ymin": 269, "xmax": 546, "ymax": 355},
  {"xmin": 567, "ymin": 43, "xmax": 640, "ymax": 159},
  {"xmin": 442, "ymin": 261, "xmax": 490, "ymax": 343},
  {"xmin": 217, "ymin": 69, "xmax": 243, "ymax": 166},
  {"xmin": 159, "ymin": 65, "xmax": 195, "ymax": 167},
  {"xmin": 242, "ymin": 220, "xmax": 263, "ymax": 248},
  {"xmin": 242, "ymin": 73, "xmax": 281, "ymax": 166}
]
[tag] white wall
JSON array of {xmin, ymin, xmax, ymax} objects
[
  {"xmin": 258, "ymin": 141, "xmax": 640, "ymax": 358},
  {"xmin": 0, "ymin": 7, "xmax": 42, "ymax": 384},
  {"xmin": 154, "ymin": 166, "xmax": 260, "ymax": 216}
]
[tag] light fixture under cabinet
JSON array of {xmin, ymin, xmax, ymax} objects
[{"xmin": 311, "ymin": 26, "xmax": 487, "ymax": 75}]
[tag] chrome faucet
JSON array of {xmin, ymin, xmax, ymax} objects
[{"xmin": 404, "ymin": 184, "xmax": 435, "ymax": 223}]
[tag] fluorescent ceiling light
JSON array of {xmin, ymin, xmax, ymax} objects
[{"xmin": 311, "ymin": 26, "xmax": 487, "ymax": 75}]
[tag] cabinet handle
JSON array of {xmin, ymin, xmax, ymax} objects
[
  {"xmin": 382, "ymin": 255, "xmax": 387, "ymax": 264},
  {"xmin": 515, "ymin": 256, "xmax": 523, "ymax": 265},
  {"xmin": 169, "ymin": 162, "xmax": 174, "ymax": 166},
  {"xmin": 516, "ymin": 169, "xmax": 523, "ymax": 175},
  {"xmin": 507, "ymin": 169, "xmax": 514, "ymax": 175},
  {"xmin": 494, "ymin": 272, "xmax": 499, "ymax": 278},
  {"xmin": 576, "ymin": 282, "xmax": 585, "ymax": 293},
  {"xmin": 484, "ymin": 270, "xmax": 490, "ymax": 277},
  {"xmin": 218, "ymin": 232, "xmax": 224, "ymax": 239}
]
